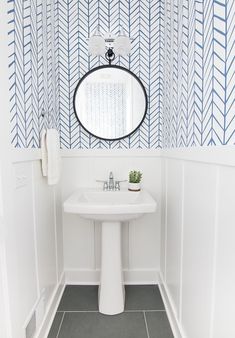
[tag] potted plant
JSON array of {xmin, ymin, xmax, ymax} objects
[{"xmin": 128, "ymin": 170, "xmax": 142, "ymax": 191}]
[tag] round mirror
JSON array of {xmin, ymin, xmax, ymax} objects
[{"xmin": 73, "ymin": 65, "xmax": 147, "ymax": 141}]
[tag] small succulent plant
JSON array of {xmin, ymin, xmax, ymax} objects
[{"xmin": 129, "ymin": 170, "xmax": 142, "ymax": 183}]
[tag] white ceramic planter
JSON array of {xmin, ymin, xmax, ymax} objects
[{"xmin": 128, "ymin": 182, "xmax": 141, "ymax": 191}]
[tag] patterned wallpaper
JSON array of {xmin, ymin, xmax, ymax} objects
[
  {"xmin": 57, "ymin": 0, "xmax": 162, "ymax": 149},
  {"xmin": 8, "ymin": 0, "xmax": 60, "ymax": 148},
  {"xmin": 162, "ymin": 0, "xmax": 235, "ymax": 147},
  {"xmin": 8, "ymin": 0, "xmax": 235, "ymax": 149},
  {"xmin": 8, "ymin": 0, "xmax": 162, "ymax": 149}
]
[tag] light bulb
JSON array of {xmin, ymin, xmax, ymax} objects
[
  {"xmin": 114, "ymin": 35, "xmax": 131, "ymax": 56},
  {"xmin": 88, "ymin": 28, "xmax": 105, "ymax": 56},
  {"xmin": 114, "ymin": 27, "xmax": 131, "ymax": 56}
]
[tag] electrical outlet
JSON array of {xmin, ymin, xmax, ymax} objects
[{"xmin": 15, "ymin": 175, "xmax": 27, "ymax": 189}]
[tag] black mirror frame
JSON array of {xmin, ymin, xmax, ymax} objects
[{"xmin": 73, "ymin": 65, "xmax": 148, "ymax": 141}]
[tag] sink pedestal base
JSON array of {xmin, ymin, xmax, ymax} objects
[{"xmin": 98, "ymin": 221, "xmax": 125, "ymax": 315}]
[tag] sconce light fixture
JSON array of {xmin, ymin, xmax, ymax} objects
[
  {"xmin": 88, "ymin": 27, "xmax": 132, "ymax": 64},
  {"xmin": 88, "ymin": 27, "xmax": 106, "ymax": 56}
]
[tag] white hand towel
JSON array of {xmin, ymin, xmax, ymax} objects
[
  {"xmin": 46, "ymin": 129, "xmax": 61, "ymax": 186},
  {"xmin": 41, "ymin": 129, "xmax": 48, "ymax": 176}
]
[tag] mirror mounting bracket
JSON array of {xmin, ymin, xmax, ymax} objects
[{"xmin": 105, "ymin": 48, "xmax": 115, "ymax": 65}]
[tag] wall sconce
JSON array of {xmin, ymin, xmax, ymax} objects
[{"xmin": 88, "ymin": 27, "xmax": 132, "ymax": 64}]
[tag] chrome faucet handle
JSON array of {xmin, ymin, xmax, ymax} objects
[
  {"xmin": 103, "ymin": 181, "xmax": 108, "ymax": 191},
  {"xmin": 115, "ymin": 180, "xmax": 127, "ymax": 191},
  {"xmin": 96, "ymin": 180, "xmax": 108, "ymax": 191}
]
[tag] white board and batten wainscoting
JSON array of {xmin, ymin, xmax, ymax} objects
[
  {"xmin": 160, "ymin": 146, "xmax": 235, "ymax": 338},
  {"xmin": 2, "ymin": 144, "xmax": 235, "ymax": 338},
  {"xmin": 8, "ymin": 150, "xmax": 65, "ymax": 338}
]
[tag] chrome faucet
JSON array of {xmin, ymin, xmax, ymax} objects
[
  {"xmin": 96, "ymin": 172, "xmax": 127, "ymax": 191},
  {"xmin": 96, "ymin": 172, "xmax": 115, "ymax": 191},
  {"xmin": 108, "ymin": 171, "xmax": 114, "ymax": 190}
]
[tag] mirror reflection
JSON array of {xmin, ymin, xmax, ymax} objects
[{"xmin": 73, "ymin": 66, "xmax": 147, "ymax": 140}]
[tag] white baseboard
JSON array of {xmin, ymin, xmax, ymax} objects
[
  {"xmin": 65, "ymin": 269, "xmax": 159, "ymax": 285},
  {"xmin": 65, "ymin": 269, "xmax": 99, "ymax": 285},
  {"xmin": 36, "ymin": 273, "xmax": 65, "ymax": 338},
  {"xmin": 158, "ymin": 272, "xmax": 185, "ymax": 338},
  {"xmin": 124, "ymin": 269, "xmax": 159, "ymax": 285}
]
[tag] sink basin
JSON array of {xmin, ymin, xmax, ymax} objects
[
  {"xmin": 63, "ymin": 188, "xmax": 157, "ymax": 315},
  {"xmin": 63, "ymin": 189, "xmax": 156, "ymax": 221}
]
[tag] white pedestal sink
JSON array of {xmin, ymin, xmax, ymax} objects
[{"xmin": 63, "ymin": 189, "xmax": 157, "ymax": 315}]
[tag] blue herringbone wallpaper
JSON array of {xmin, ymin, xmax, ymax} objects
[
  {"xmin": 8, "ymin": 0, "xmax": 162, "ymax": 149},
  {"xmin": 8, "ymin": 0, "xmax": 59, "ymax": 148},
  {"xmin": 8, "ymin": 0, "xmax": 235, "ymax": 149},
  {"xmin": 162, "ymin": 0, "xmax": 235, "ymax": 147},
  {"xmin": 57, "ymin": 0, "xmax": 162, "ymax": 149}
]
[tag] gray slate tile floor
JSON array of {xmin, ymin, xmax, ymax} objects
[{"xmin": 48, "ymin": 285, "xmax": 174, "ymax": 338}]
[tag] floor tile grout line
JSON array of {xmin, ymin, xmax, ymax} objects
[
  {"xmin": 56, "ymin": 309, "xmax": 166, "ymax": 313},
  {"xmin": 56, "ymin": 312, "xmax": 65, "ymax": 338},
  {"xmin": 143, "ymin": 311, "xmax": 150, "ymax": 338},
  {"xmin": 125, "ymin": 309, "xmax": 166, "ymax": 313},
  {"xmin": 136, "ymin": 309, "xmax": 166, "ymax": 312},
  {"xmin": 57, "ymin": 310, "xmax": 99, "ymax": 313}
]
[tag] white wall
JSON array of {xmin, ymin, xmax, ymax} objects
[
  {"xmin": 160, "ymin": 146, "xmax": 235, "ymax": 338},
  {"xmin": 61, "ymin": 150, "xmax": 161, "ymax": 284},
  {"xmin": 0, "ymin": 3, "xmax": 13, "ymax": 336},
  {"xmin": 0, "ymin": 3, "xmax": 64, "ymax": 337},
  {"xmin": 3, "ymin": 152, "xmax": 64, "ymax": 338}
]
